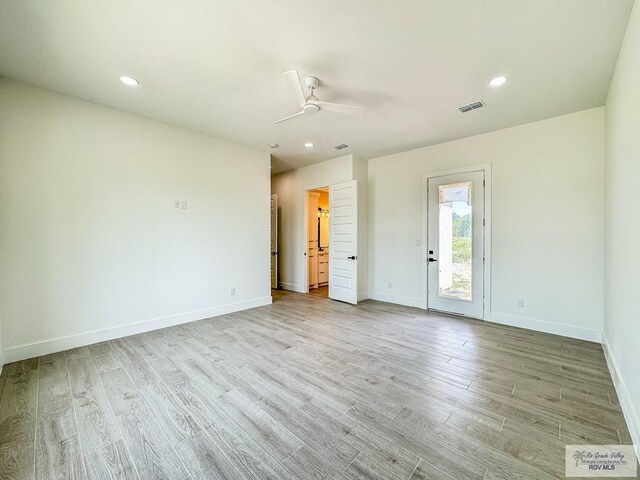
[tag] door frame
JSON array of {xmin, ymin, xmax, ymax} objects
[
  {"xmin": 303, "ymin": 186, "xmax": 330, "ymax": 294},
  {"xmin": 270, "ymin": 193, "xmax": 278, "ymax": 289},
  {"xmin": 421, "ymin": 164, "xmax": 492, "ymax": 319}
]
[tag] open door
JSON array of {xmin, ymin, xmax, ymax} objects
[
  {"xmin": 329, "ymin": 180, "xmax": 358, "ymax": 304},
  {"xmin": 270, "ymin": 193, "xmax": 278, "ymax": 289}
]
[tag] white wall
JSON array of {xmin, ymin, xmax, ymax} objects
[
  {"xmin": 0, "ymin": 79, "xmax": 271, "ymax": 362},
  {"xmin": 271, "ymin": 154, "xmax": 355, "ymax": 292},
  {"xmin": 603, "ymin": 0, "xmax": 640, "ymax": 453},
  {"xmin": 368, "ymin": 108, "xmax": 605, "ymax": 341}
]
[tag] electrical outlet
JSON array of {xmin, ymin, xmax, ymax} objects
[
  {"xmin": 517, "ymin": 298, "xmax": 525, "ymax": 307},
  {"xmin": 388, "ymin": 281, "xmax": 393, "ymax": 288},
  {"xmin": 180, "ymin": 200, "xmax": 187, "ymax": 209},
  {"xmin": 174, "ymin": 200, "xmax": 180, "ymax": 208},
  {"xmin": 230, "ymin": 287, "xmax": 236, "ymax": 296}
]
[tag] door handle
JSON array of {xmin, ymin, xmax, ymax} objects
[
  {"xmin": 347, "ymin": 255, "xmax": 357, "ymax": 260},
  {"xmin": 428, "ymin": 258, "xmax": 437, "ymax": 262}
]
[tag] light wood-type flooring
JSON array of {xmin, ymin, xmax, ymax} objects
[{"xmin": 0, "ymin": 289, "xmax": 634, "ymax": 479}]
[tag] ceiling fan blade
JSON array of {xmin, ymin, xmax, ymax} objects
[
  {"xmin": 315, "ymin": 101, "xmax": 363, "ymax": 117},
  {"xmin": 282, "ymin": 70, "xmax": 306, "ymax": 107},
  {"xmin": 273, "ymin": 110, "xmax": 305, "ymax": 124}
]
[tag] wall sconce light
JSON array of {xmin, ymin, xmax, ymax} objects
[{"xmin": 317, "ymin": 208, "xmax": 330, "ymax": 218}]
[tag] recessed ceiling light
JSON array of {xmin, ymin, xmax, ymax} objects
[
  {"xmin": 304, "ymin": 142, "xmax": 314, "ymax": 148},
  {"xmin": 119, "ymin": 76, "xmax": 139, "ymax": 86},
  {"xmin": 269, "ymin": 143, "xmax": 279, "ymax": 149},
  {"xmin": 489, "ymin": 75, "xmax": 508, "ymax": 87}
]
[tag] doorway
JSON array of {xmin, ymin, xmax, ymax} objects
[
  {"xmin": 424, "ymin": 166, "xmax": 490, "ymax": 318},
  {"xmin": 306, "ymin": 188, "xmax": 330, "ymax": 298},
  {"xmin": 302, "ymin": 180, "xmax": 359, "ymax": 304}
]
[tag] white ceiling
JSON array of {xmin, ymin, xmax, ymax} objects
[{"xmin": 0, "ymin": 0, "xmax": 634, "ymax": 174}]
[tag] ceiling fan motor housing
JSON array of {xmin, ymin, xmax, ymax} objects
[
  {"xmin": 304, "ymin": 76, "xmax": 319, "ymax": 89},
  {"xmin": 303, "ymin": 103, "xmax": 321, "ymax": 114}
]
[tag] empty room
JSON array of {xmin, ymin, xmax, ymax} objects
[{"xmin": 1, "ymin": 1, "xmax": 639, "ymax": 479}]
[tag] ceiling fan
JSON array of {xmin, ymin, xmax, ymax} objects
[{"xmin": 274, "ymin": 70, "xmax": 364, "ymax": 124}]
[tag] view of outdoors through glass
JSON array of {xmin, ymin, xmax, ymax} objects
[{"xmin": 438, "ymin": 182, "xmax": 473, "ymax": 301}]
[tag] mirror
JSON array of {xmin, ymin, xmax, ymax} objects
[{"xmin": 318, "ymin": 207, "xmax": 329, "ymax": 251}]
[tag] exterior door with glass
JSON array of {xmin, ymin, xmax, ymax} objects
[{"xmin": 427, "ymin": 171, "xmax": 485, "ymax": 318}]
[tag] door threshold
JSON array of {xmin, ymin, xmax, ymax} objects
[{"xmin": 427, "ymin": 307, "xmax": 484, "ymax": 321}]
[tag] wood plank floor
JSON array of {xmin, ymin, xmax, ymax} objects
[{"xmin": 0, "ymin": 290, "xmax": 634, "ymax": 479}]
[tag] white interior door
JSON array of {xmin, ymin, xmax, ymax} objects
[
  {"xmin": 427, "ymin": 171, "xmax": 484, "ymax": 318},
  {"xmin": 329, "ymin": 180, "xmax": 358, "ymax": 304},
  {"xmin": 270, "ymin": 194, "xmax": 278, "ymax": 289}
]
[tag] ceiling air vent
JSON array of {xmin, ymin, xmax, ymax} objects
[
  {"xmin": 459, "ymin": 100, "xmax": 485, "ymax": 113},
  {"xmin": 334, "ymin": 143, "xmax": 350, "ymax": 150}
]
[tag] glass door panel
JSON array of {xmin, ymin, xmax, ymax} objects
[{"xmin": 437, "ymin": 182, "xmax": 473, "ymax": 301}]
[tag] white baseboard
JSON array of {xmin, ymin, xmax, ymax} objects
[
  {"xmin": 2, "ymin": 296, "xmax": 272, "ymax": 363},
  {"xmin": 368, "ymin": 294, "xmax": 601, "ymax": 343},
  {"xmin": 280, "ymin": 282, "xmax": 306, "ymax": 293},
  {"xmin": 0, "ymin": 351, "xmax": 3, "ymax": 376},
  {"xmin": 357, "ymin": 291, "xmax": 369, "ymax": 302},
  {"xmin": 602, "ymin": 333, "xmax": 640, "ymax": 457},
  {"xmin": 368, "ymin": 292, "xmax": 426, "ymax": 309},
  {"xmin": 488, "ymin": 312, "xmax": 602, "ymax": 343}
]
